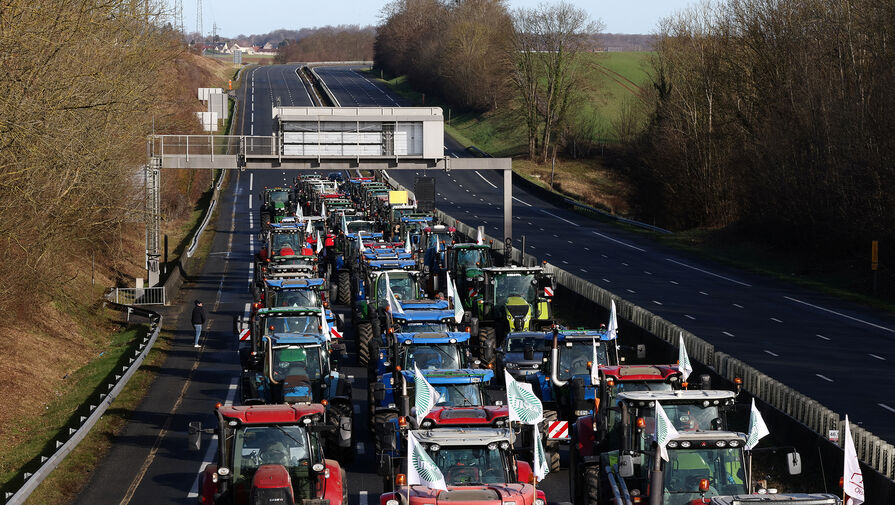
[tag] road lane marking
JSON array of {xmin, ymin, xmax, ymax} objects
[
  {"xmin": 722, "ymin": 331, "xmax": 735, "ymax": 337},
  {"xmin": 542, "ymin": 209, "xmax": 581, "ymax": 227},
  {"xmin": 879, "ymin": 403, "xmax": 895, "ymax": 414},
  {"xmin": 869, "ymin": 354, "xmax": 885, "ymax": 361},
  {"xmin": 622, "ymin": 262, "xmax": 629, "ymax": 266},
  {"xmin": 626, "ymin": 289, "xmax": 636, "ymax": 293},
  {"xmin": 733, "ymin": 303, "xmax": 743, "ymax": 308},
  {"xmin": 771, "ymin": 317, "xmax": 783, "ymax": 323},
  {"xmin": 644, "ymin": 271, "xmax": 652, "ymax": 275},
  {"xmin": 602, "ymin": 278, "xmax": 611, "ymax": 284},
  {"xmin": 684, "ymin": 314, "xmax": 695, "ymax": 320},
  {"xmin": 248, "ymin": 194, "xmax": 252, "ymax": 209},
  {"xmin": 359, "ymin": 491, "xmax": 369, "ymax": 505},
  {"xmin": 249, "ymin": 172, "xmax": 253, "ymax": 191},
  {"xmin": 474, "ymin": 170, "xmax": 497, "ymax": 188},
  {"xmin": 513, "ymin": 197, "xmax": 533, "ymax": 207},
  {"xmin": 784, "ymin": 296, "xmax": 895, "ymax": 334},
  {"xmin": 669, "ymin": 280, "xmax": 679, "ymax": 285},
  {"xmin": 816, "ymin": 334, "xmax": 830, "ymax": 341},
  {"xmin": 764, "ymin": 350, "xmax": 779, "ymax": 357},
  {"xmin": 580, "ymin": 268, "xmax": 587, "ymax": 273},
  {"xmin": 592, "ymin": 231, "xmax": 645, "ymax": 251},
  {"xmin": 652, "ymin": 300, "xmax": 663, "ymax": 305},
  {"xmin": 816, "ymin": 374, "xmax": 834, "ymax": 383},
  {"xmin": 699, "ymin": 291, "xmax": 709, "ymax": 296},
  {"xmin": 665, "ymin": 258, "xmax": 752, "ymax": 287}
]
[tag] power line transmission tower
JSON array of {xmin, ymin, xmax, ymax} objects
[{"xmin": 196, "ymin": 0, "xmax": 203, "ymax": 44}]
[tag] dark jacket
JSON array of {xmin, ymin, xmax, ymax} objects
[{"xmin": 191, "ymin": 305, "xmax": 206, "ymax": 325}]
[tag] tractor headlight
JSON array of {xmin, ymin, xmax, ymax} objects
[
  {"xmin": 421, "ymin": 419, "xmax": 434, "ymax": 429},
  {"xmin": 535, "ymin": 499, "xmax": 545, "ymax": 505},
  {"xmin": 312, "ymin": 463, "xmax": 325, "ymax": 472},
  {"xmin": 217, "ymin": 467, "xmax": 230, "ymax": 477},
  {"xmin": 387, "ymin": 500, "xmax": 399, "ymax": 505}
]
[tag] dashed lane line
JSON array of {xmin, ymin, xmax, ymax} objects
[
  {"xmin": 816, "ymin": 374, "xmax": 834, "ymax": 383},
  {"xmin": 869, "ymin": 354, "xmax": 886, "ymax": 361},
  {"xmin": 764, "ymin": 350, "xmax": 780, "ymax": 357},
  {"xmin": 879, "ymin": 403, "xmax": 895, "ymax": 414},
  {"xmin": 722, "ymin": 331, "xmax": 735, "ymax": 337}
]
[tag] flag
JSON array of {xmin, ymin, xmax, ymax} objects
[
  {"xmin": 745, "ymin": 398, "xmax": 770, "ymax": 450},
  {"xmin": 451, "ymin": 274, "xmax": 464, "ymax": 324},
  {"xmin": 590, "ymin": 338, "xmax": 601, "ymax": 385},
  {"xmin": 407, "ymin": 431, "xmax": 448, "ymax": 491},
  {"xmin": 320, "ymin": 305, "xmax": 332, "ymax": 342},
  {"xmin": 305, "ymin": 218, "xmax": 313, "ymax": 235},
  {"xmin": 655, "ymin": 402, "xmax": 680, "ymax": 461},
  {"xmin": 533, "ymin": 424, "xmax": 550, "ymax": 481},
  {"xmin": 384, "ymin": 273, "xmax": 406, "ymax": 317},
  {"xmin": 843, "ymin": 415, "xmax": 865, "ymax": 505},
  {"xmin": 405, "ymin": 230, "xmax": 412, "ymax": 254},
  {"xmin": 357, "ymin": 230, "xmax": 364, "ymax": 255},
  {"xmin": 341, "ymin": 213, "xmax": 348, "ymax": 235},
  {"xmin": 678, "ymin": 333, "xmax": 693, "ymax": 382},
  {"xmin": 607, "ymin": 300, "xmax": 618, "ymax": 340},
  {"xmin": 414, "ymin": 364, "xmax": 441, "ymax": 423},
  {"xmin": 505, "ymin": 370, "xmax": 543, "ymax": 425},
  {"xmin": 320, "ymin": 201, "xmax": 327, "ymax": 219},
  {"xmin": 476, "ymin": 227, "xmax": 483, "ymax": 245},
  {"xmin": 316, "ymin": 231, "xmax": 323, "ymax": 254}
]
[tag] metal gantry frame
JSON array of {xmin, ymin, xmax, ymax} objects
[{"xmin": 145, "ymin": 157, "xmax": 162, "ymax": 286}]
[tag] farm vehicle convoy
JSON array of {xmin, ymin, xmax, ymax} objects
[{"xmin": 187, "ymin": 173, "xmax": 840, "ymax": 505}]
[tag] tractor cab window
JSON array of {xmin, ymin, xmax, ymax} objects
[
  {"xmin": 661, "ymin": 447, "xmax": 747, "ymax": 502},
  {"xmin": 405, "ymin": 344, "xmax": 462, "ymax": 370},
  {"xmin": 432, "ymin": 383, "xmax": 483, "ymax": 407},
  {"xmin": 504, "ymin": 335, "xmax": 549, "ymax": 353},
  {"xmin": 557, "ymin": 342, "xmax": 608, "ymax": 380},
  {"xmin": 347, "ymin": 221, "xmax": 375, "ymax": 233},
  {"xmin": 493, "ymin": 273, "xmax": 537, "ymax": 306},
  {"xmin": 429, "ymin": 446, "xmax": 508, "ymax": 485},
  {"xmin": 376, "ymin": 272, "xmax": 418, "ymax": 301},
  {"xmin": 231, "ymin": 425, "xmax": 318, "ymax": 492},
  {"xmin": 426, "ymin": 233, "xmax": 451, "ymax": 250},
  {"xmin": 263, "ymin": 315, "xmax": 320, "ymax": 335},
  {"xmin": 456, "ymin": 248, "xmax": 491, "ymax": 269},
  {"xmin": 638, "ymin": 403, "xmax": 722, "ymax": 436},
  {"xmin": 270, "ymin": 232, "xmax": 301, "ymax": 252},
  {"xmin": 605, "ymin": 382, "xmax": 673, "ymax": 436},
  {"xmin": 271, "ymin": 289, "xmax": 320, "ymax": 308},
  {"xmin": 271, "ymin": 345, "xmax": 327, "ymax": 381},
  {"xmin": 269, "ymin": 191, "xmax": 290, "ymax": 203},
  {"xmin": 397, "ymin": 322, "xmax": 450, "ymax": 333}
]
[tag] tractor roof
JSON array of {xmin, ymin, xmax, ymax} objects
[
  {"xmin": 668, "ymin": 430, "xmax": 747, "ymax": 445},
  {"xmin": 423, "ymin": 405, "xmax": 509, "ymax": 426},
  {"xmin": 400, "ymin": 299, "xmax": 449, "ymax": 310},
  {"xmin": 618, "ymin": 389, "xmax": 736, "ymax": 403},
  {"xmin": 451, "ymin": 243, "xmax": 491, "ymax": 249},
  {"xmin": 394, "ymin": 310, "xmax": 455, "ymax": 322},
  {"xmin": 270, "ymin": 334, "xmax": 326, "ymax": 345},
  {"xmin": 256, "ymin": 307, "xmax": 322, "ymax": 316},
  {"xmin": 264, "ymin": 187, "xmax": 290, "ymax": 192},
  {"xmin": 395, "ymin": 331, "xmax": 471, "ymax": 344},
  {"xmin": 268, "ymin": 224, "xmax": 303, "ymax": 231},
  {"xmin": 400, "ymin": 368, "xmax": 494, "ymax": 384},
  {"xmin": 702, "ymin": 494, "xmax": 840, "ymax": 505},
  {"xmin": 413, "ymin": 427, "xmax": 513, "ymax": 446},
  {"xmin": 368, "ymin": 260, "xmax": 418, "ymax": 271},
  {"xmin": 218, "ymin": 403, "xmax": 324, "ymax": 425},
  {"xmin": 483, "ymin": 266, "xmax": 544, "ymax": 274},
  {"xmin": 400, "ymin": 215, "xmax": 433, "ymax": 223},
  {"xmin": 265, "ymin": 278, "xmax": 325, "ymax": 289},
  {"xmin": 558, "ymin": 329, "xmax": 614, "ymax": 341},
  {"xmin": 601, "ymin": 364, "xmax": 681, "ymax": 381}
]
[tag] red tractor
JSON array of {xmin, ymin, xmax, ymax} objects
[{"xmin": 189, "ymin": 403, "xmax": 347, "ymax": 505}]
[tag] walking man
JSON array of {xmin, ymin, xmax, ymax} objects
[{"xmin": 192, "ymin": 299, "xmax": 206, "ymax": 348}]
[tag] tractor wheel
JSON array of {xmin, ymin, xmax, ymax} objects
[
  {"xmin": 371, "ymin": 317, "xmax": 381, "ymax": 341},
  {"xmin": 260, "ymin": 212, "xmax": 271, "ymax": 228},
  {"xmin": 478, "ymin": 326, "xmax": 497, "ymax": 365},
  {"xmin": 584, "ymin": 465, "xmax": 601, "ymax": 505},
  {"xmin": 337, "ymin": 271, "xmax": 351, "ymax": 305},
  {"xmin": 543, "ymin": 409, "xmax": 561, "ymax": 472},
  {"xmin": 329, "ymin": 403, "xmax": 355, "ymax": 466},
  {"xmin": 329, "ymin": 281, "xmax": 338, "ymax": 306},
  {"xmin": 357, "ymin": 321, "xmax": 373, "ymax": 366},
  {"xmin": 372, "ymin": 412, "xmax": 398, "ymax": 453}
]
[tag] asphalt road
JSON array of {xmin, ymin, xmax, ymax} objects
[{"xmin": 311, "ymin": 66, "xmax": 895, "ymax": 442}]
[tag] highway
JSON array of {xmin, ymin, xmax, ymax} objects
[{"xmin": 72, "ymin": 64, "xmax": 893, "ymax": 505}]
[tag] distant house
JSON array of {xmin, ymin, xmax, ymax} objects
[
  {"xmin": 262, "ymin": 42, "xmax": 275, "ymax": 52},
  {"xmin": 230, "ymin": 43, "xmax": 256, "ymax": 55}
]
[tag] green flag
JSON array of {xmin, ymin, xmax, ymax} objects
[
  {"xmin": 407, "ymin": 431, "xmax": 447, "ymax": 490},
  {"xmin": 505, "ymin": 370, "xmax": 543, "ymax": 425},
  {"xmin": 655, "ymin": 402, "xmax": 680, "ymax": 461}
]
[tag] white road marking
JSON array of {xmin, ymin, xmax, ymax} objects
[
  {"xmin": 684, "ymin": 314, "xmax": 695, "ymax": 320},
  {"xmin": 248, "ymin": 194, "xmax": 252, "ymax": 209},
  {"xmin": 249, "ymin": 173, "xmax": 253, "ymax": 191},
  {"xmin": 601, "ymin": 254, "xmax": 608, "ymax": 258},
  {"xmin": 513, "ymin": 197, "xmax": 533, "ymax": 207},
  {"xmin": 869, "ymin": 353, "xmax": 886, "ymax": 361},
  {"xmin": 622, "ymin": 262, "xmax": 629, "ymax": 266},
  {"xmin": 567, "ymin": 240, "xmax": 573, "ymax": 244},
  {"xmin": 475, "ymin": 170, "xmax": 497, "ymax": 188},
  {"xmin": 626, "ymin": 289, "xmax": 636, "ymax": 294},
  {"xmin": 699, "ymin": 291, "xmax": 709, "ymax": 296},
  {"xmin": 816, "ymin": 334, "xmax": 831, "ymax": 341},
  {"xmin": 665, "ymin": 258, "xmax": 752, "ymax": 287},
  {"xmin": 733, "ymin": 303, "xmax": 743, "ymax": 308},
  {"xmin": 816, "ymin": 374, "xmax": 834, "ymax": 383},
  {"xmin": 580, "ymin": 268, "xmax": 587, "ymax": 273},
  {"xmin": 359, "ymin": 491, "xmax": 369, "ymax": 505},
  {"xmin": 602, "ymin": 278, "xmax": 611, "ymax": 284},
  {"xmin": 878, "ymin": 403, "xmax": 895, "ymax": 414},
  {"xmin": 764, "ymin": 350, "xmax": 779, "ymax": 357},
  {"xmin": 353, "ymin": 404, "xmax": 361, "ymax": 414},
  {"xmin": 644, "ymin": 271, "xmax": 652, "ymax": 275},
  {"xmin": 770, "ymin": 317, "xmax": 783, "ymax": 323},
  {"xmin": 357, "ymin": 443, "xmax": 366, "ymax": 455},
  {"xmin": 669, "ymin": 280, "xmax": 679, "ymax": 285},
  {"xmin": 652, "ymin": 300, "xmax": 663, "ymax": 305},
  {"xmin": 722, "ymin": 331, "xmax": 735, "ymax": 337},
  {"xmin": 784, "ymin": 296, "xmax": 895, "ymax": 334},
  {"xmin": 584, "ymin": 247, "xmax": 590, "ymax": 251},
  {"xmin": 561, "ymin": 260, "xmax": 568, "ymax": 265},
  {"xmin": 542, "ymin": 209, "xmax": 581, "ymax": 227},
  {"xmin": 592, "ymin": 231, "xmax": 645, "ymax": 251}
]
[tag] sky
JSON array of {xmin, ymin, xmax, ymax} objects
[{"xmin": 174, "ymin": 0, "xmax": 699, "ymax": 38}]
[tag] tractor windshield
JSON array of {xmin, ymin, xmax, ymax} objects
[
  {"xmin": 398, "ymin": 322, "xmax": 450, "ymax": 333},
  {"xmin": 231, "ymin": 424, "xmax": 318, "ymax": 498},
  {"xmin": 429, "ymin": 445, "xmax": 508, "ymax": 485},
  {"xmin": 405, "ymin": 344, "xmax": 463, "ymax": 370},
  {"xmin": 271, "ymin": 345, "xmax": 327, "ymax": 381},
  {"xmin": 455, "ymin": 248, "xmax": 492, "ymax": 269},
  {"xmin": 557, "ymin": 342, "xmax": 609, "ymax": 380},
  {"xmin": 376, "ymin": 272, "xmax": 419, "ymax": 301},
  {"xmin": 270, "ymin": 232, "xmax": 301, "ymax": 252},
  {"xmin": 493, "ymin": 273, "xmax": 537, "ymax": 306},
  {"xmin": 504, "ymin": 334, "xmax": 549, "ymax": 352},
  {"xmin": 269, "ymin": 191, "xmax": 290, "ymax": 203},
  {"xmin": 426, "ymin": 233, "xmax": 452, "ymax": 250},
  {"xmin": 660, "ymin": 447, "xmax": 747, "ymax": 502},
  {"xmin": 348, "ymin": 221, "xmax": 375, "ymax": 233},
  {"xmin": 263, "ymin": 315, "xmax": 320, "ymax": 335},
  {"xmin": 433, "ymin": 383, "xmax": 483, "ymax": 407},
  {"xmin": 270, "ymin": 289, "xmax": 320, "ymax": 308}
]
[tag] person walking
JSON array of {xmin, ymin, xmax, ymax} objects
[{"xmin": 192, "ymin": 300, "xmax": 206, "ymax": 348}]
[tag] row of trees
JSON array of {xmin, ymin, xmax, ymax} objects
[
  {"xmin": 375, "ymin": 0, "xmax": 600, "ymax": 160},
  {"xmin": 0, "ymin": 0, "xmax": 205, "ymax": 315},
  {"xmin": 632, "ymin": 0, "xmax": 895, "ymax": 254},
  {"xmin": 275, "ymin": 26, "xmax": 376, "ymax": 63}
]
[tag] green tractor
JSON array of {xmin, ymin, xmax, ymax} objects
[
  {"xmin": 259, "ymin": 187, "xmax": 295, "ymax": 227},
  {"xmin": 466, "ymin": 265, "xmax": 556, "ymax": 365}
]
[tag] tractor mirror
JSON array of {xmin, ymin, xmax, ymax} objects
[
  {"xmin": 786, "ymin": 451, "xmax": 802, "ymax": 475},
  {"xmin": 636, "ymin": 344, "xmax": 646, "ymax": 360},
  {"xmin": 699, "ymin": 374, "xmax": 712, "ymax": 390},
  {"xmin": 618, "ymin": 454, "xmax": 635, "ymax": 478},
  {"xmin": 188, "ymin": 421, "xmax": 202, "ymax": 451}
]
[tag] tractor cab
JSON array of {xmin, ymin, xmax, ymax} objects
[
  {"xmin": 497, "ymin": 331, "xmax": 552, "ymax": 380},
  {"xmin": 261, "ymin": 278, "xmax": 324, "ymax": 310},
  {"xmin": 257, "ymin": 223, "xmax": 305, "ymax": 262},
  {"xmin": 446, "ymin": 243, "xmax": 495, "ymax": 306},
  {"xmin": 239, "ymin": 307, "xmax": 328, "ymax": 366},
  {"xmin": 190, "ymin": 404, "xmax": 345, "ymax": 505},
  {"xmin": 259, "ymin": 187, "xmax": 295, "ymax": 226},
  {"xmin": 371, "ymin": 331, "xmax": 475, "ymax": 380}
]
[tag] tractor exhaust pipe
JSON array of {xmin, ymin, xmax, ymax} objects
[
  {"xmin": 550, "ymin": 328, "xmax": 566, "ymax": 387},
  {"xmin": 264, "ymin": 336, "xmax": 279, "ymax": 385}
]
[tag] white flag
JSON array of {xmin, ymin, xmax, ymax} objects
[
  {"xmin": 340, "ymin": 213, "xmax": 348, "ymax": 235},
  {"xmin": 745, "ymin": 398, "xmax": 770, "ymax": 450},
  {"xmin": 407, "ymin": 431, "xmax": 448, "ymax": 491},
  {"xmin": 607, "ymin": 300, "xmax": 618, "ymax": 340},
  {"xmin": 316, "ymin": 231, "xmax": 323, "ymax": 254},
  {"xmin": 405, "ymin": 231, "xmax": 412, "ymax": 254},
  {"xmin": 476, "ymin": 227, "xmax": 484, "ymax": 245},
  {"xmin": 320, "ymin": 305, "xmax": 332, "ymax": 342},
  {"xmin": 843, "ymin": 415, "xmax": 865, "ymax": 505},
  {"xmin": 414, "ymin": 364, "xmax": 441, "ymax": 423},
  {"xmin": 678, "ymin": 333, "xmax": 693, "ymax": 382},
  {"xmin": 655, "ymin": 402, "xmax": 680, "ymax": 461},
  {"xmin": 320, "ymin": 201, "xmax": 327, "ymax": 219},
  {"xmin": 590, "ymin": 338, "xmax": 601, "ymax": 386},
  {"xmin": 532, "ymin": 424, "xmax": 550, "ymax": 481},
  {"xmin": 305, "ymin": 218, "xmax": 313, "ymax": 235},
  {"xmin": 446, "ymin": 271, "xmax": 464, "ymax": 324},
  {"xmin": 384, "ymin": 273, "xmax": 406, "ymax": 317},
  {"xmin": 504, "ymin": 370, "xmax": 543, "ymax": 425},
  {"xmin": 357, "ymin": 230, "xmax": 365, "ymax": 255}
]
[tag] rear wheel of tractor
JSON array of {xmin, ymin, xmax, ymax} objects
[
  {"xmin": 479, "ymin": 326, "xmax": 497, "ymax": 365},
  {"xmin": 329, "ymin": 281, "xmax": 338, "ymax": 306},
  {"xmin": 543, "ymin": 409, "xmax": 561, "ymax": 472},
  {"xmin": 372, "ymin": 412, "xmax": 398, "ymax": 453},
  {"xmin": 337, "ymin": 271, "xmax": 351, "ymax": 305},
  {"xmin": 584, "ymin": 465, "xmax": 601, "ymax": 505},
  {"xmin": 260, "ymin": 212, "xmax": 271, "ymax": 229},
  {"xmin": 330, "ymin": 403, "xmax": 355, "ymax": 466},
  {"xmin": 357, "ymin": 321, "xmax": 373, "ymax": 366}
]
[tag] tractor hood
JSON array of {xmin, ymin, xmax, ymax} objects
[
  {"xmin": 283, "ymin": 375, "xmax": 314, "ymax": 403},
  {"xmin": 251, "ymin": 465, "xmax": 294, "ymax": 505},
  {"xmin": 397, "ymin": 483, "xmax": 538, "ymax": 505}
]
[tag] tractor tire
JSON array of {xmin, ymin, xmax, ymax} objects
[
  {"xmin": 372, "ymin": 412, "xmax": 398, "ymax": 453},
  {"xmin": 543, "ymin": 409, "xmax": 561, "ymax": 472},
  {"xmin": 371, "ymin": 317, "xmax": 381, "ymax": 341},
  {"xmin": 260, "ymin": 212, "xmax": 271, "ymax": 228},
  {"xmin": 329, "ymin": 403, "xmax": 355, "ymax": 466},
  {"xmin": 478, "ymin": 326, "xmax": 498, "ymax": 365},
  {"xmin": 337, "ymin": 271, "xmax": 351, "ymax": 305},
  {"xmin": 357, "ymin": 321, "xmax": 373, "ymax": 366},
  {"xmin": 584, "ymin": 465, "xmax": 601, "ymax": 505},
  {"xmin": 329, "ymin": 281, "xmax": 338, "ymax": 306}
]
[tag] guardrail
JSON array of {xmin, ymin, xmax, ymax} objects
[
  {"xmin": 106, "ymin": 287, "xmax": 166, "ymax": 305},
  {"xmin": 307, "ymin": 66, "xmax": 340, "ymax": 107},
  {"xmin": 378, "ymin": 170, "xmax": 895, "ymax": 491},
  {"xmin": 2, "ymin": 304, "xmax": 162, "ymax": 504}
]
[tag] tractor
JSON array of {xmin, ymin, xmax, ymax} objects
[
  {"xmin": 259, "ymin": 187, "xmax": 295, "ymax": 227},
  {"xmin": 189, "ymin": 404, "xmax": 347, "ymax": 505}
]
